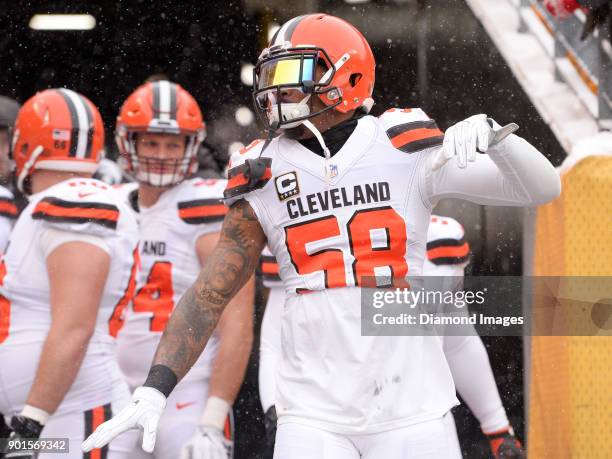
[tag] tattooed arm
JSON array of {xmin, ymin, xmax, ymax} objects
[{"xmin": 152, "ymin": 198, "xmax": 266, "ymax": 383}]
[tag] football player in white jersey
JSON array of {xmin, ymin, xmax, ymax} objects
[
  {"xmin": 0, "ymin": 89, "xmax": 139, "ymax": 458},
  {"xmin": 258, "ymin": 215, "xmax": 524, "ymax": 458},
  {"xmin": 113, "ymin": 81, "xmax": 255, "ymax": 459},
  {"xmin": 0, "ymin": 95, "xmax": 22, "ymax": 447},
  {"xmin": 0, "ymin": 96, "xmax": 21, "ymax": 253},
  {"xmin": 84, "ymin": 14, "xmax": 560, "ymax": 459}
]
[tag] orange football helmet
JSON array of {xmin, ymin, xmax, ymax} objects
[
  {"xmin": 253, "ymin": 14, "xmax": 375, "ymax": 129},
  {"xmin": 115, "ymin": 81, "xmax": 205, "ymax": 187},
  {"xmin": 12, "ymin": 89, "xmax": 104, "ymax": 193}
]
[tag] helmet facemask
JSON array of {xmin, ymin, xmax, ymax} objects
[
  {"xmin": 115, "ymin": 80, "xmax": 206, "ymax": 188},
  {"xmin": 253, "ymin": 44, "xmax": 348, "ymax": 130},
  {"xmin": 117, "ymin": 129, "xmax": 202, "ymax": 187}
]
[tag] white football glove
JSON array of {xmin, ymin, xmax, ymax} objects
[
  {"xmin": 431, "ymin": 114, "xmax": 519, "ymax": 171},
  {"xmin": 81, "ymin": 386, "xmax": 166, "ymax": 454},
  {"xmin": 180, "ymin": 425, "xmax": 233, "ymax": 459}
]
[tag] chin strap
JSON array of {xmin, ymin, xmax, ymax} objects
[
  {"xmin": 260, "ymin": 52, "xmax": 354, "ymax": 185},
  {"xmin": 17, "ymin": 145, "xmax": 44, "ymax": 194},
  {"xmin": 293, "ymin": 53, "xmax": 353, "ymax": 183},
  {"xmin": 268, "ymin": 52, "xmax": 351, "ymax": 130},
  {"xmin": 301, "ymin": 119, "xmax": 332, "ymax": 183}
]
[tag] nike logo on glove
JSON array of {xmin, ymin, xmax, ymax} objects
[{"xmin": 176, "ymin": 401, "xmax": 196, "ymax": 410}]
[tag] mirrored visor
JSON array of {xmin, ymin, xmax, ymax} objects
[{"xmin": 257, "ymin": 56, "xmax": 316, "ymax": 90}]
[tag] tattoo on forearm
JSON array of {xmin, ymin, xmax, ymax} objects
[{"xmin": 152, "ymin": 200, "xmax": 264, "ymax": 381}]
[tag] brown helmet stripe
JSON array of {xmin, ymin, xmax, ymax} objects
[
  {"xmin": 81, "ymin": 96, "xmax": 95, "ymax": 158},
  {"xmin": 152, "ymin": 81, "xmax": 161, "ymax": 116},
  {"xmin": 58, "ymin": 89, "xmax": 92, "ymax": 158},
  {"xmin": 272, "ymin": 14, "xmax": 309, "ymax": 46},
  {"xmin": 168, "ymin": 82, "xmax": 177, "ymax": 120},
  {"xmin": 56, "ymin": 89, "xmax": 79, "ymax": 157},
  {"xmin": 284, "ymin": 14, "xmax": 309, "ymax": 42}
]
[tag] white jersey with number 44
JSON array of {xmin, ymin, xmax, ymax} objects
[{"xmin": 115, "ymin": 177, "xmax": 228, "ymax": 388}]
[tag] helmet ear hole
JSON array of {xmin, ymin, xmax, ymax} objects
[
  {"xmin": 349, "ymin": 73, "xmax": 362, "ymax": 87},
  {"xmin": 22, "ymin": 175, "xmax": 32, "ymax": 196}
]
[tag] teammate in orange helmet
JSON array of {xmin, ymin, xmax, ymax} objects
[
  {"xmin": 113, "ymin": 80, "xmax": 254, "ymax": 459},
  {"xmin": 0, "ymin": 89, "xmax": 139, "ymax": 458},
  {"xmin": 84, "ymin": 14, "xmax": 558, "ymax": 458}
]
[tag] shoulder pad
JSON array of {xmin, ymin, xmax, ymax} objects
[
  {"xmin": 178, "ymin": 178, "xmax": 228, "ymax": 225},
  {"xmin": 426, "ymin": 215, "xmax": 469, "ymax": 266},
  {"xmin": 227, "ymin": 139, "xmax": 267, "ymax": 168},
  {"xmin": 112, "ymin": 181, "xmax": 138, "ymax": 196},
  {"xmin": 32, "ymin": 178, "xmax": 121, "ymax": 233},
  {"xmin": 0, "ymin": 186, "xmax": 18, "ymax": 219},
  {"xmin": 112, "ymin": 182, "xmax": 139, "ymax": 208},
  {"xmin": 0, "ymin": 185, "xmax": 14, "ymax": 200},
  {"xmin": 224, "ymin": 139, "xmax": 272, "ymax": 205},
  {"xmin": 378, "ymin": 108, "xmax": 444, "ymax": 153}
]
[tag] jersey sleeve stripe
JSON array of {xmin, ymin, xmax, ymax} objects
[
  {"xmin": 32, "ymin": 197, "xmax": 119, "ymax": 229},
  {"xmin": 227, "ymin": 172, "xmax": 250, "ymax": 189},
  {"xmin": 224, "ymin": 158, "xmax": 273, "ymax": 199},
  {"xmin": 427, "ymin": 238, "xmax": 470, "ymax": 265},
  {"xmin": 258, "ymin": 255, "xmax": 281, "ymax": 283},
  {"xmin": 399, "ymin": 135, "xmax": 445, "ymax": 153},
  {"xmin": 386, "ymin": 120, "xmax": 444, "ymax": 153},
  {"xmin": 0, "ymin": 198, "xmax": 18, "ymax": 218},
  {"xmin": 178, "ymin": 199, "xmax": 228, "ymax": 224},
  {"xmin": 389, "ymin": 127, "xmax": 444, "ymax": 152},
  {"xmin": 260, "ymin": 254, "xmax": 277, "ymax": 265},
  {"xmin": 386, "ymin": 120, "xmax": 437, "ymax": 138},
  {"xmin": 261, "ymin": 261, "xmax": 279, "ymax": 275}
]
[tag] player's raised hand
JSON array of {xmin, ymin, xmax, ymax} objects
[
  {"xmin": 81, "ymin": 387, "xmax": 166, "ymax": 454},
  {"xmin": 432, "ymin": 114, "xmax": 519, "ymax": 171}
]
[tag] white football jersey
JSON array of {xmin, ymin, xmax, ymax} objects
[
  {"xmin": 230, "ymin": 104, "xmax": 548, "ymax": 433},
  {"xmin": 0, "ymin": 178, "xmax": 139, "ymax": 414},
  {"xmin": 226, "ymin": 109, "xmax": 458, "ymax": 434},
  {"xmin": 258, "ymin": 214, "xmax": 471, "ymax": 413},
  {"xmin": 115, "ymin": 177, "xmax": 227, "ymax": 388},
  {"xmin": 0, "ymin": 185, "xmax": 18, "ymax": 254}
]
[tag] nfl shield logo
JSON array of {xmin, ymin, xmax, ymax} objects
[{"xmin": 329, "ymin": 164, "xmax": 338, "ymax": 178}]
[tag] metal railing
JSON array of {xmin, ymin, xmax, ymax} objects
[{"xmin": 517, "ymin": 0, "xmax": 612, "ymax": 129}]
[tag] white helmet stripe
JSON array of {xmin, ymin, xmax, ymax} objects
[
  {"xmin": 157, "ymin": 80, "xmax": 171, "ymax": 121},
  {"xmin": 59, "ymin": 89, "xmax": 90, "ymax": 159},
  {"xmin": 272, "ymin": 15, "xmax": 307, "ymax": 46}
]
